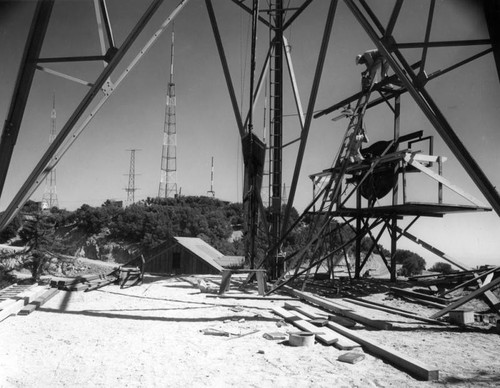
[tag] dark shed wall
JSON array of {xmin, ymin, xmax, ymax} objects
[{"xmin": 144, "ymin": 239, "xmax": 220, "ymax": 275}]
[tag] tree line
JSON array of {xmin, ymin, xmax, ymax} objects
[{"xmin": 0, "ymin": 196, "xmax": 436, "ymax": 280}]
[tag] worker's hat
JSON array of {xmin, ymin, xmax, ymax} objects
[{"xmin": 355, "ymin": 54, "xmax": 362, "ymax": 65}]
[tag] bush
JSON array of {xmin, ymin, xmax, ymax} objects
[{"xmin": 429, "ymin": 262, "xmax": 456, "ymax": 274}]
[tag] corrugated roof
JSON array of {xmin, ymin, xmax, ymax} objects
[{"xmin": 174, "ymin": 237, "xmax": 224, "ymax": 272}]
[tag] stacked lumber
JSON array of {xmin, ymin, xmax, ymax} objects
[
  {"xmin": 276, "ymin": 287, "xmax": 440, "ymax": 381},
  {"xmin": 0, "ymin": 285, "xmax": 49, "ymax": 323},
  {"xmin": 271, "ymin": 304, "xmax": 360, "ymax": 350},
  {"xmin": 18, "ymin": 288, "xmax": 60, "ymax": 315},
  {"xmin": 0, "ymin": 284, "xmax": 35, "ymax": 301}
]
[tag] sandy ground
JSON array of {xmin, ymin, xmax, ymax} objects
[{"xmin": 1, "ymin": 275, "xmax": 499, "ymax": 388}]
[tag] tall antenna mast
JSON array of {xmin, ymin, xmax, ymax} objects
[
  {"xmin": 125, "ymin": 149, "xmax": 139, "ymax": 206},
  {"xmin": 207, "ymin": 156, "xmax": 215, "ymax": 197},
  {"xmin": 158, "ymin": 26, "xmax": 178, "ymax": 199},
  {"xmin": 42, "ymin": 93, "xmax": 59, "ymax": 209}
]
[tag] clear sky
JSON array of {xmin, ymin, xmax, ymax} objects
[{"xmin": 1, "ymin": 0, "xmax": 500, "ymax": 268}]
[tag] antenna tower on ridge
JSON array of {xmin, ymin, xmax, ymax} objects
[
  {"xmin": 158, "ymin": 27, "xmax": 178, "ymax": 199},
  {"xmin": 125, "ymin": 149, "xmax": 139, "ymax": 206},
  {"xmin": 207, "ymin": 156, "xmax": 215, "ymax": 198},
  {"xmin": 42, "ymin": 93, "xmax": 59, "ymax": 210}
]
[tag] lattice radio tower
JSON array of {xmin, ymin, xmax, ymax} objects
[
  {"xmin": 125, "ymin": 149, "xmax": 139, "ymax": 206},
  {"xmin": 158, "ymin": 27, "xmax": 178, "ymax": 199},
  {"xmin": 207, "ymin": 156, "xmax": 215, "ymax": 197},
  {"xmin": 41, "ymin": 93, "xmax": 59, "ymax": 209}
]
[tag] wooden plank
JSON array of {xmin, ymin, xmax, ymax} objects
[
  {"xmin": 0, "ymin": 286, "xmax": 48, "ymax": 322},
  {"xmin": 324, "ymin": 322, "xmax": 361, "ymax": 350},
  {"xmin": 284, "ymin": 302, "xmax": 329, "ymax": 320},
  {"xmin": 272, "ymin": 306, "xmax": 310, "ymax": 322},
  {"xmin": 0, "ymin": 299, "xmax": 25, "ymax": 322},
  {"xmin": 293, "ymin": 319, "xmax": 338, "ymax": 345},
  {"xmin": 430, "ymin": 276, "xmax": 500, "ymax": 319},
  {"xmin": 282, "ymin": 286, "xmax": 393, "ymax": 330},
  {"xmin": 475, "ymin": 272, "xmax": 500, "ymax": 313},
  {"xmin": 17, "ymin": 303, "xmax": 37, "ymax": 316},
  {"xmin": 65, "ymin": 283, "xmax": 92, "ymax": 292},
  {"xmin": 286, "ymin": 310, "xmax": 310, "ymax": 321},
  {"xmin": 85, "ymin": 277, "xmax": 117, "ymax": 292},
  {"xmin": 226, "ymin": 269, "xmax": 267, "ymax": 273},
  {"xmin": 342, "ymin": 298, "xmax": 447, "ymax": 326},
  {"xmin": 18, "ymin": 288, "xmax": 60, "ymax": 315},
  {"xmin": 0, "ymin": 284, "xmax": 35, "ymax": 300},
  {"xmin": 328, "ymin": 315, "xmax": 357, "ymax": 328},
  {"xmin": 0, "ymin": 298, "xmax": 19, "ymax": 310},
  {"xmin": 439, "ymin": 267, "xmax": 500, "ymax": 297},
  {"xmin": 272, "ymin": 306, "xmax": 299, "ymax": 322},
  {"xmin": 205, "ymin": 294, "xmax": 295, "ymax": 300},
  {"xmin": 255, "ymin": 271, "xmax": 267, "ymax": 296},
  {"xmin": 327, "ymin": 320, "xmax": 439, "ymax": 381},
  {"xmin": 35, "ymin": 288, "xmax": 59, "ymax": 305},
  {"xmin": 400, "ymin": 296, "xmax": 448, "ymax": 309},
  {"xmin": 390, "ymin": 287, "xmax": 449, "ymax": 305},
  {"xmin": 219, "ymin": 270, "xmax": 232, "ymax": 294}
]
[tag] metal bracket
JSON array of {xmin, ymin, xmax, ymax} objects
[{"xmin": 101, "ymin": 78, "xmax": 115, "ymax": 96}]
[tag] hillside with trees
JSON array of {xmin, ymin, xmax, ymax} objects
[{"xmin": 0, "ymin": 196, "xmax": 427, "ymax": 281}]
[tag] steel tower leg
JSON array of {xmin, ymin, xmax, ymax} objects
[
  {"xmin": 0, "ymin": 0, "xmax": 54, "ymax": 199},
  {"xmin": 390, "ymin": 94, "xmax": 401, "ymax": 282},
  {"xmin": 268, "ymin": 0, "xmax": 284, "ymax": 279}
]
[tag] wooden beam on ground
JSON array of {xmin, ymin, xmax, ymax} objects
[
  {"xmin": 293, "ymin": 319, "xmax": 339, "ymax": 345},
  {"xmin": 284, "ymin": 301, "xmax": 360, "ymax": 349},
  {"xmin": 0, "ymin": 286, "xmax": 48, "ymax": 322},
  {"xmin": 474, "ymin": 271, "xmax": 500, "ymax": 313},
  {"xmin": 328, "ymin": 314, "xmax": 357, "ymax": 328},
  {"xmin": 284, "ymin": 301, "xmax": 329, "ymax": 319},
  {"xmin": 272, "ymin": 306, "xmax": 301, "ymax": 322},
  {"xmin": 206, "ymin": 294, "xmax": 295, "ymax": 300},
  {"xmin": 326, "ymin": 320, "xmax": 439, "ymax": 381},
  {"xmin": 85, "ymin": 277, "xmax": 117, "ymax": 292},
  {"xmin": 342, "ymin": 298, "xmax": 448, "ymax": 326},
  {"xmin": 430, "ymin": 276, "xmax": 500, "ymax": 319},
  {"xmin": 272, "ymin": 306, "xmax": 310, "ymax": 322},
  {"xmin": 0, "ymin": 284, "xmax": 35, "ymax": 299},
  {"xmin": 390, "ymin": 287, "xmax": 449, "ymax": 305},
  {"xmin": 17, "ymin": 303, "xmax": 38, "ymax": 315},
  {"xmin": 18, "ymin": 288, "xmax": 59, "ymax": 315},
  {"xmin": 0, "ymin": 300, "xmax": 27, "ymax": 322},
  {"xmin": 439, "ymin": 267, "xmax": 500, "ymax": 297},
  {"xmin": 399, "ymin": 296, "xmax": 449, "ymax": 309},
  {"xmin": 324, "ymin": 322, "xmax": 361, "ymax": 350},
  {"xmin": 0, "ymin": 298, "xmax": 19, "ymax": 310},
  {"xmin": 282, "ymin": 286, "xmax": 392, "ymax": 330}
]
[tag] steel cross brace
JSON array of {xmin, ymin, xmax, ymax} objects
[{"xmin": 0, "ymin": 0, "xmax": 190, "ymax": 231}]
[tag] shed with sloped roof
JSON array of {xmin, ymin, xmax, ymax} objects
[{"xmin": 144, "ymin": 236, "xmax": 223, "ymax": 275}]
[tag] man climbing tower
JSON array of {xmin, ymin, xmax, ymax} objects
[
  {"xmin": 356, "ymin": 49, "xmax": 389, "ymax": 91},
  {"xmin": 347, "ymin": 121, "xmax": 369, "ymax": 163}
]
